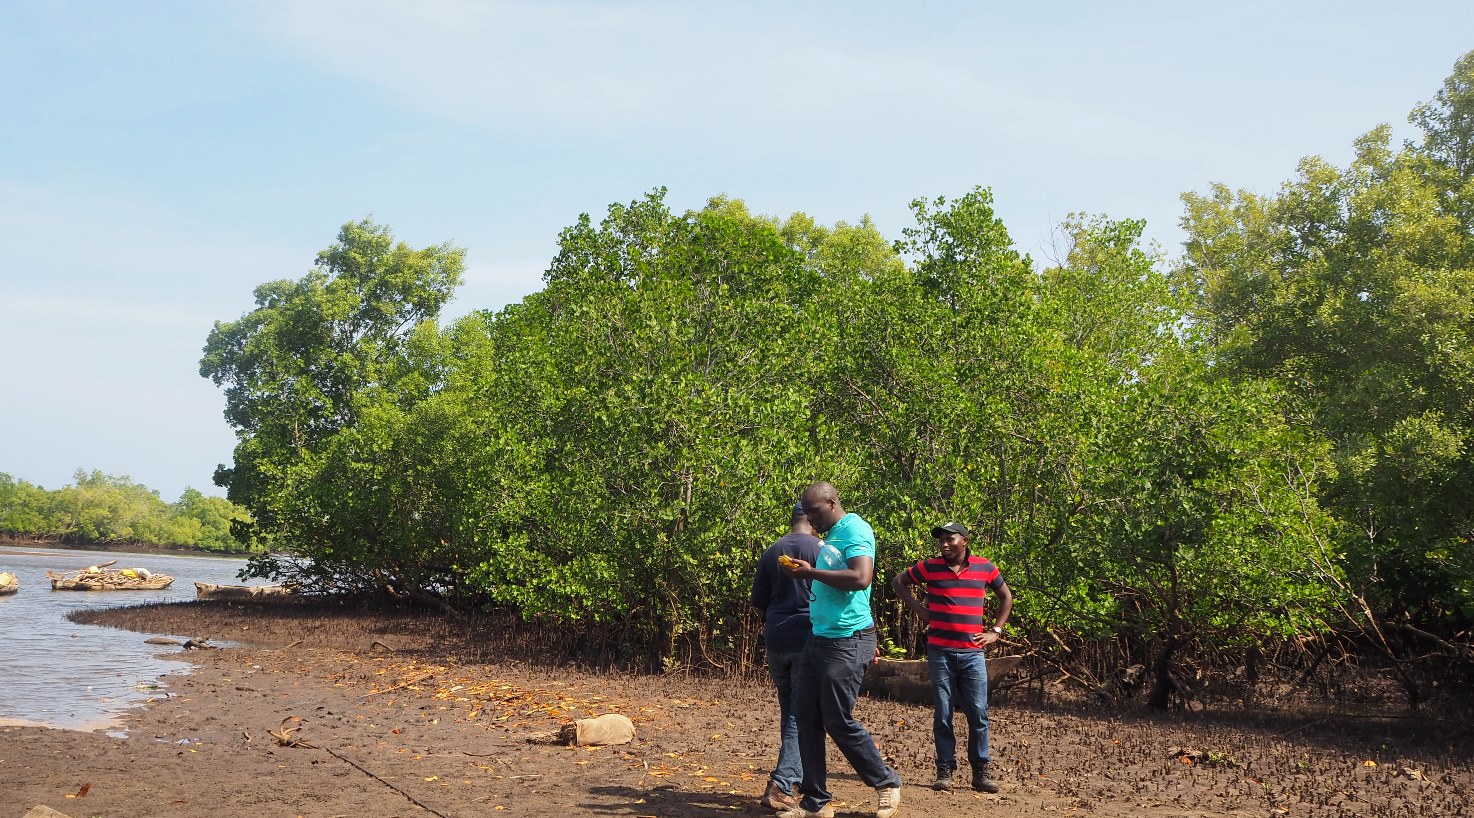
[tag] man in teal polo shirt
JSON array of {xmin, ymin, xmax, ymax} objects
[{"xmin": 777, "ymin": 481, "xmax": 902, "ymax": 818}]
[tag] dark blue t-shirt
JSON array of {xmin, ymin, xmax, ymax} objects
[{"xmin": 750, "ymin": 532, "xmax": 822, "ymax": 653}]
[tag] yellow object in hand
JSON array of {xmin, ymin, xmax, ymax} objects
[{"xmin": 778, "ymin": 555, "xmax": 796, "ymax": 568}]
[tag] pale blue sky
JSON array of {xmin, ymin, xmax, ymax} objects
[{"xmin": 2, "ymin": 1, "xmax": 1471, "ymax": 500}]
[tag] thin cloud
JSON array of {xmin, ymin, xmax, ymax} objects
[
  {"xmin": 0, "ymin": 292, "xmax": 216, "ymax": 332},
  {"xmin": 247, "ymin": 1, "xmax": 1030, "ymax": 139}
]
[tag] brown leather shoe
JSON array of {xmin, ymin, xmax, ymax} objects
[
  {"xmin": 777, "ymin": 805, "xmax": 834, "ymax": 818},
  {"xmin": 761, "ymin": 781, "xmax": 801, "ymax": 811},
  {"xmin": 972, "ymin": 762, "xmax": 1000, "ymax": 793},
  {"xmin": 932, "ymin": 765, "xmax": 955, "ymax": 791}
]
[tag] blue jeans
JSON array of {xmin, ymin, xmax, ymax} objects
[
  {"xmin": 795, "ymin": 629, "xmax": 902, "ymax": 810},
  {"xmin": 928, "ymin": 648, "xmax": 990, "ymax": 769},
  {"xmin": 767, "ymin": 647, "xmax": 805, "ymax": 793}
]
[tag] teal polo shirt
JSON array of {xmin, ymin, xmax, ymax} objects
[{"xmin": 810, "ymin": 512, "xmax": 877, "ymax": 638}]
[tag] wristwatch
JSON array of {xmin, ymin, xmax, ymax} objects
[{"xmin": 990, "ymin": 626, "xmax": 1003, "ymax": 635}]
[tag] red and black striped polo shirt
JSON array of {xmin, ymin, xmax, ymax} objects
[{"xmin": 904, "ymin": 555, "xmax": 1004, "ymax": 650}]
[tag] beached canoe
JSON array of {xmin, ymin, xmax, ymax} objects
[
  {"xmin": 47, "ymin": 567, "xmax": 174, "ymax": 591},
  {"xmin": 194, "ymin": 581, "xmax": 294, "ymax": 600},
  {"xmin": 861, "ymin": 655, "xmax": 1023, "ymax": 704},
  {"xmin": 0, "ymin": 571, "xmax": 17, "ymax": 595}
]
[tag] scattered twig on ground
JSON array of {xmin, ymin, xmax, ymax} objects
[
  {"xmin": 320, "ymin": 744, "xmax": 457, "ymax": 818},
  {"xmin": 268, "ymin": 717, "xmax": 316, "ymax": 749},
  {"xmin": 461, "ymin": 745, "xmax": 520, "ymax": 757},
  {"xmin": 365, "ymin": 671, "xmax": 437, "ymax": 696},
  {"xmin": 1270, "ymin": 717, "xmax": 1329, "ymax": 739}
]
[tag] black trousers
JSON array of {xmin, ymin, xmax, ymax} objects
[{"xmin": 794, "ymin": 629, "xmax": 901, "ymax": 809}]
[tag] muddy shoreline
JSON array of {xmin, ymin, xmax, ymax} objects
[{"xmin": 1, "ymin": 599, "xmax": 1469, "ymax": 818}]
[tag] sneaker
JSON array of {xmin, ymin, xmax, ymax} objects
[
  {"xmin": 971, "ymin": 762, "xmax": 999, "ymax": 794},
  {"xmin": 761, "ymin": 781, "xmax": 800, "ymax": 811},
  {"xmin": 777, "ymin": 804, "xmax": 834, "ymax": 818},
  {"xmin": 876, "ymin": 785, "xmax": 902, "ymax": 818},
  {"xmin": 931, "ymin": 766, "xmax": 954, "ymax": 792}
]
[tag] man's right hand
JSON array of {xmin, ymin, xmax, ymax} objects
[{"xmin": 780, "ymin": 557, "xmax": 811, "ymax": 576}]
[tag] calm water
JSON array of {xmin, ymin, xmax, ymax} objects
[{"xmin": 0, "ymin": 545, "xmax": 257, "ymax": 735}]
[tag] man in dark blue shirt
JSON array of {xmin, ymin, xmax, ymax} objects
[{"xmin": 750, "ymin": 501, "xmax": 822, "ymax": 811}]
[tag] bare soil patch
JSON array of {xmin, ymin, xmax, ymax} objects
[{"xmin": 2, "ymin": 599, "xmax": 1470, "ymax": 818}]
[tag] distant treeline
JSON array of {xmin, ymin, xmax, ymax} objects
[
  {"xmin": 0, "ymin": 470, "xmax": 252, "ymax": 553},
  {"xmin": 195, "ymin": 53, "xmax": 1473, "ymax": 703}
]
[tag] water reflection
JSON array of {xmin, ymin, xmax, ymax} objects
[{"xmin": 0, "ymin": 545, "xmax": 256, "ymax": 734}]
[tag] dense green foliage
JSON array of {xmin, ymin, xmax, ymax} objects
[
  {"xmin": 199, "ymin": 218, "xmax": 466, "ymax": 600},
  {"xmin": 0, "ymin": 470, "xmax": 251, "ymax": 552},
  {"xmin": 195, "ymin": 53, "xmax": 1474, "ymax": 698},
  {"xmin": 1181, "ymin": 51, "xmax": 1474, "ymax": 635},
  {"xmin": 200, "ymin": 193, "xmax": 1338, "ymax": 681}
]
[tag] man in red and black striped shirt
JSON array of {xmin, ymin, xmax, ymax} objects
[{"xmin": 891, "ymin": 521, "xmax": 1012, "ymax": 794}]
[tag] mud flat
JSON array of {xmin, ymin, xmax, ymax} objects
[{"xmin": 2, "ymin": 599, "xmax": 1468, "ymax": 818}]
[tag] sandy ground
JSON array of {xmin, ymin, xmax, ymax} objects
[{"xmin": 3, "ymin": 599, "xmax": 1471, "ymax": 818}]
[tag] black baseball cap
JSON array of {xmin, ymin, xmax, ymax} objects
[{"xmin": 931, "ymin": 521, "xmax": 970, "ymax": 539}]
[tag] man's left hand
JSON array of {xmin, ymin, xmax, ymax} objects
[{"xmin": 974, "ymin": 630, "xmax": 1002, "ymax": 647}]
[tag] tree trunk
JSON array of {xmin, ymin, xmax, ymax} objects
[{"xmin": 1145, "ymin": 635, "xmax": 1181, "ymax": 711}]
